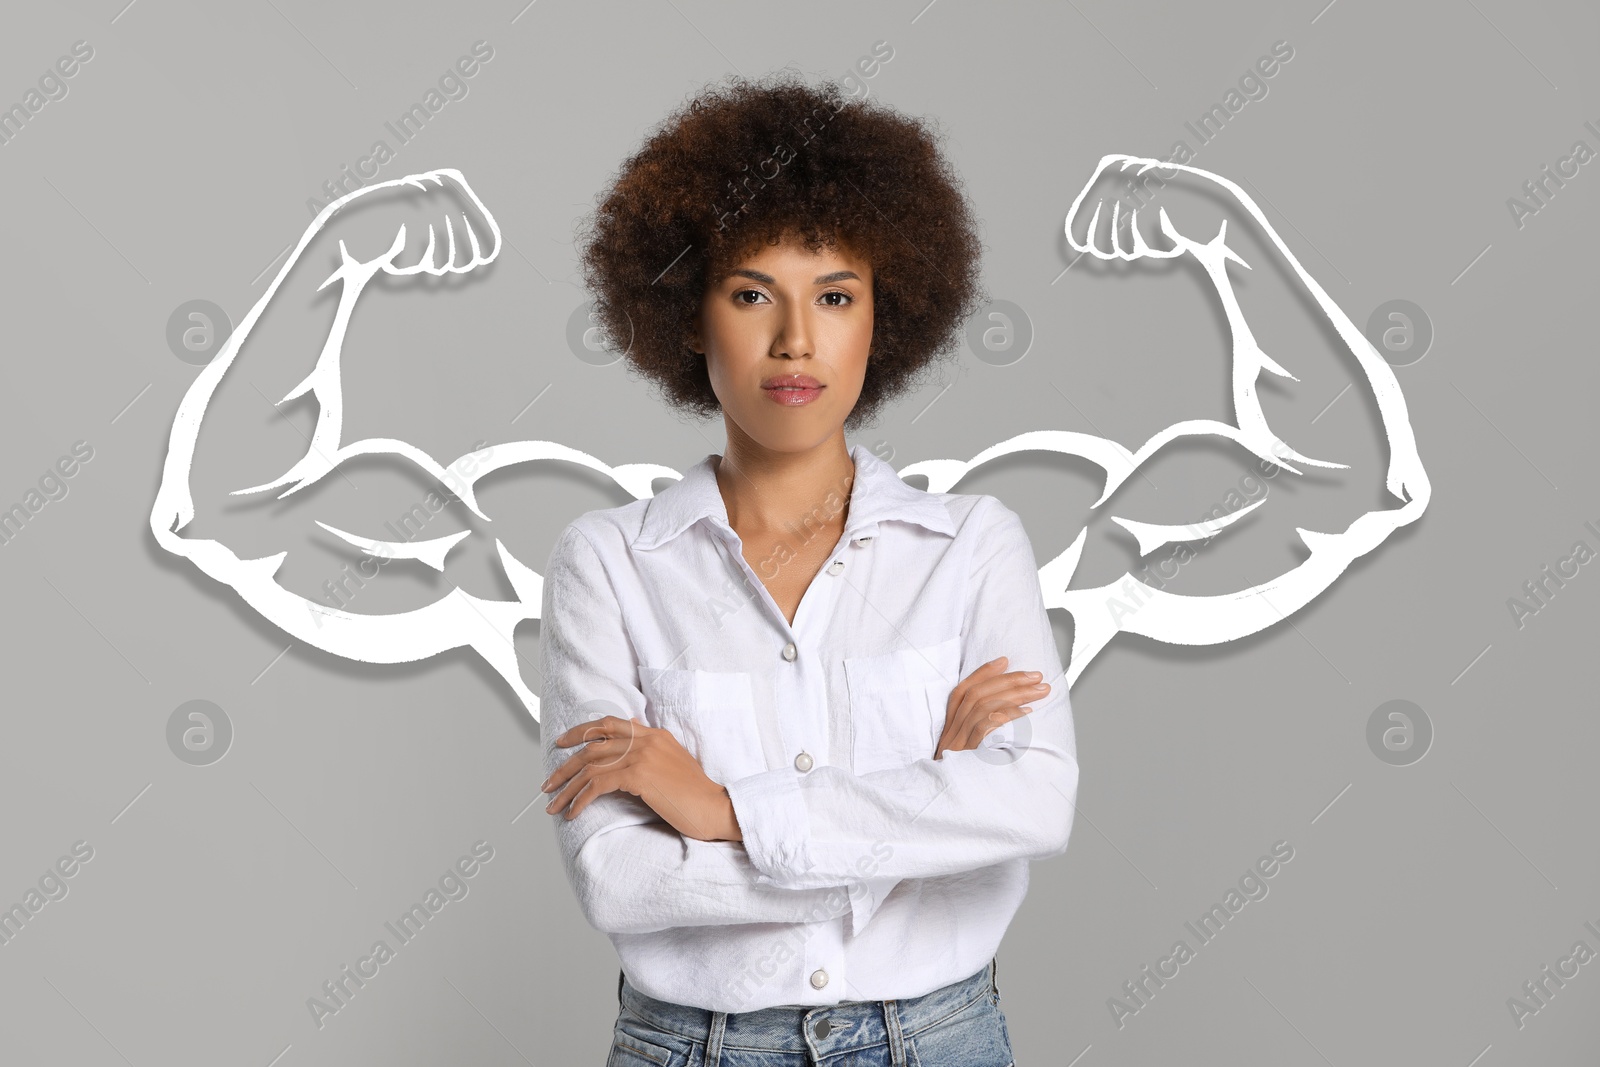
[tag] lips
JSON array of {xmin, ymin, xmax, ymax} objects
[
  {"xmin": 762, "ymin": 374, "xmax": 825, "ymax": 406},
  {"xmin": 762, "ymin": 374, "xmax": 823, "ymax": 391}
]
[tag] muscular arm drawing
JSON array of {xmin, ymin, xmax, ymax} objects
[{"xmin": 150, "ymin": 157, "xmax": 1430, "ymax": 716}]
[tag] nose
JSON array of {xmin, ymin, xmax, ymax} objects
[{"xmin": 771, "ymin": 301, "xmax": 813, "ymax": 360}]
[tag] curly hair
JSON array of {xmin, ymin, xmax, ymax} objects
[{"xmin": 575, "ymin": 70, "xmax": 987, "ymax": 431}]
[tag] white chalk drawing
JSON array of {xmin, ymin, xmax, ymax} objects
[{"xmin": 149, "ymin": 157, "xmax": 1431, "ymax": 717}]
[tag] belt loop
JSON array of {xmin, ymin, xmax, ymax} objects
[
  {"xmin": 617, "ymin": 968, "xmax": 625, "ymax": 1006},
  {"xmin": 705, "ymin": 1009, "xmax": 727, "ymax": 1067},
  {"xmin": 991, "ymin": 955, "xmax": 1000, "ymax": 996},
  {"xmin": 882, "ymin": 998, "xmax": 907, "ymax": 1067}
]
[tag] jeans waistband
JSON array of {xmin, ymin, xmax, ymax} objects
[{"xmin": 618, "ymin": 957, "xmax": 997, "ymax": 1055}]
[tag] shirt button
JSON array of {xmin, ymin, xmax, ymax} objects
[
  {"xmin": 810, "ymin": 968, "xmax": 829, "ymax": 989},
  {"xmin": 782, "ymin": 642, "xmax": 798, "ymax": 662},
  {"xmin": 827, "ymin": 560, "xmax": 844, "ymax": 575},
  {"xmin": 793, "ymin": 750, "xmax": 813, "ymax": 772},
  {"xmin": 851, "ymin": 536, "xmax": 873, "ymax": 547}
]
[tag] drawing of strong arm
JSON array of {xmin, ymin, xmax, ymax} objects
[
  {"xmin": 150, "ymin": 156, "xmax": 1432, "ymax": 719},
  {"xmin": 902, "ymin": 154, "xmax": 1432, "ymax": 687},
  {"xmin": 148, "ymin": 170, "xmax": 674, "ymax": 721}
]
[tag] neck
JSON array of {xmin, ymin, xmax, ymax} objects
[{"xmin": 713, "ymin": 429, "xmax": 855, "ymax": 536}]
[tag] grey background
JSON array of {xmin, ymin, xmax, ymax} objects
[{"xmin": 2, "ymin": 1, "xmax": 1597, "ymax": 1064}]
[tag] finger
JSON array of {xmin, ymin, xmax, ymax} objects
[
  {"xmin": 556, "ymin": 714, "xmax": 626, "ymax": 747},
  {"xmin": 946, "ymin": 657, "xmax": 1009, "ymax": 698},
  {"xmin": 544, "ymin": 742, "xmax": 598, "ymax": 795},
  {"xmin": 960, "ymin": 697, "xmax": 1036, "ymax": 748},
  {"xmin": 563, "ymin": 773, "xmax": 613, "ymax": 821},
  {"xmin": 943, "ymin": 685, "xmax": 1019, "ymax": 749},
  {"xmin": 545, "ymin": 750, "xmax": 605, "ymax": 814},
  {"xmin": 550, "ymin": 721, "xmax": 646, "ymax": 809},
  {"xmin": 956, "ymin": 707, "xmax": 1007, "ymax": 753},
  {"xmin": 545, "ymin": 768, "xmax": 582, "ymax": 815},
  {"xmin": 573, "ymin": 714, "xmax": 635, "ymax": 745},
  {"xmin": 544, "ymin": 723, "xmax": 617, "ymax": 792},
  {"xmin": 556, "ymin": 720, "xmax": 638, "ymax": 780},
  {"xmin": 949, "ymin": 675, "xmax": 1048, "ymax": 721},
  {"xmin": 958, "ymin": 700, "xmax": 1033, "ymax": 752},
  {"xmin": 961, "ymin": 675, "xmax": 1048, "ymax": 709},
  {"xmin": 939, "ymin": 697, "xmax": 1017, "ymax": 757},
  {"xmin": 950, "ymin": 664, "xmax": 1041, "ymax": 703}
]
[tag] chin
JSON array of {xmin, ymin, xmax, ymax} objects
[{"xmin": 732, "ymin": 416, "xmax": 839, "ymax": 452}]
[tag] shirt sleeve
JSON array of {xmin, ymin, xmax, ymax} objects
[
  {"xmin": 540, "ymin": 522, "xmax": 856, "ymax": 936},
  {"xmin": 724, "ymin": 497, "xmax": 1080, "ymax": 932}
]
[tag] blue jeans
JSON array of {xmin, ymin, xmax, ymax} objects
[{"xmin": 608, "ymin": 957, "xmax": 1014, "ymax": 1066}]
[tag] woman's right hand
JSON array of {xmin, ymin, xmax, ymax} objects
[{"xmin": 933, "ymin": 656, "xmax": 1050, "ymax": 759}]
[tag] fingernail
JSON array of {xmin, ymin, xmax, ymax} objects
[{"xmin": 1028, "ymin": 672, "xmax": 1041, "ymax": 680}]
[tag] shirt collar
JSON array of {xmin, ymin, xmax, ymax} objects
[{"xmin": 632, "ymin": 442, "xmax": 957, "ymax": 551}]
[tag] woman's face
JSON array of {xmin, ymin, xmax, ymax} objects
[{"xmin": 691, "ymin": 231, "xmax": 874, "ymax": 453}]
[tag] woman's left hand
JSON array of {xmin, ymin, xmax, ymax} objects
[{"xmin": 541, "ymin": 715, "xmax": 741, "ymax": 842}]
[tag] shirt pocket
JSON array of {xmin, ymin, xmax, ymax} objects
[
  {"xmin": 636, "ymin": 666, "xmax": 767, "ymax": 786},
  {"xmin": 844, "ymin": 635, "xmax": 963, "ymax": 775}
]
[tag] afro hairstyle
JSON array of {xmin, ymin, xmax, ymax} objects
[{"xmin": 575, "ymin": 70, "xmax": 987, "ymax": 432}]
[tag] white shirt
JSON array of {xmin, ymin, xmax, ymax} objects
[{"xmin": 539, "ymin": 442, "xmax": 1079, "ymax": 1012}]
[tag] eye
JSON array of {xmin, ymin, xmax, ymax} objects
[{"xmin": 730, "ymin": 287, "xmax": 854, "ymax": 306}]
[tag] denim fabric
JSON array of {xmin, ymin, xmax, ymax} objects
[{"xmin": 605, "ymin": 957, "xmax": 1013, "ymax": 1066}]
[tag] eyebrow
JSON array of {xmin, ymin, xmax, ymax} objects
[{"xmin": 726, "ymin": 268, "xmax": 862, "ymax": 286}]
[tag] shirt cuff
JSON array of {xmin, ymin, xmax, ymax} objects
[{"xmin": 725, "ymin": 766, "xmax": 814, "ymax": 887}]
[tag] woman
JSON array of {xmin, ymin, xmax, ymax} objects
[{"xmin": 538, "ymin": 72, "xmax": 1079, "ymax": 1066}]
